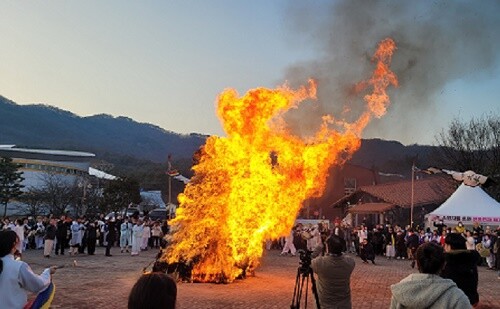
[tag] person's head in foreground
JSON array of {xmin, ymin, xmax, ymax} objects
[
  {"xmin": 416, "ymin": 241, "xmax": 445, "ymax": 274},
  {"xmin": 326, "ymin": 235, "xmax": 344, "ymax": 256},
  {"xmin": 444, "ymin": 233, "xmax": 466, "ymax": 252},
  {"xmin": 390, "ymin": 242, "xmax": 471, "ymax": 309},
  {"xmin": 0, "ymin": 230, "xmax": 18, "ymax": 262},
  {"xmin": 128, "ymin": 272, "xmax": 177, "ymax": 309}
]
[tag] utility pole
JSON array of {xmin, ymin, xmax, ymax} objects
[
  {"xmin": 168, "ymin": 174, "xmax": 172, "ymax": 205},
  {"xmin": 410, "ymin": 162, "xmax": 415, "ymax": 228}
]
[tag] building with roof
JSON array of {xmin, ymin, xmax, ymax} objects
[
  {"xmin": 330, "ymin": 175, "xmax": 457, "ymax": 227},
  {"xmin": 0, "ymin": 145, "xmax": 95, "ymax": 188},
  {"xmin": 0, "ymin": 145, "xmax": 115, "ymax": 216},
  {"xmin": 302, "ymin": 163, "xmax": 380, "ymax": 220}
]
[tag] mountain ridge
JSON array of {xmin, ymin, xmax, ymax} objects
[
  {"xmin": 0, "ymin": 95, "xmax": 435, "ymax": 175},
  {"xmin": 0, "ymin": 95, "xmax": 208, "ymax": 162}
]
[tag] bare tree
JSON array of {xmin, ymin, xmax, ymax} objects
[
  {"xmin": 37, "ymin": 172, "xmax": 79, "ymax": 216},
  {"xmin": 17, "ymin": 187, "xmax": 48, "ymax": 217},
  {"xmin": 435, "ymin": 114, "xmax": 500, "ymax": 199}
]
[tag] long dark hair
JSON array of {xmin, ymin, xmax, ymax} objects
[{"xmin": 0, "ymin": 230, "xmax": 18, "ymax": 274}]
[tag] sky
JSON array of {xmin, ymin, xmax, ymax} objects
[{"xmin": 0, "ymin": 1, "xmax": 499, "ymax": 146}]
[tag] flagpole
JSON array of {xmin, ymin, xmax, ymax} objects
[
  {"xmin": 410, "ymin": 162, "xmax": 415, "ymax": 227},
  {"xmin": 167, "ymin": 154, "xmax": 172, "ymax": 206},
  {"xmin": 168, "ymin": 175, "xmax": 172, "ymax": 205}
]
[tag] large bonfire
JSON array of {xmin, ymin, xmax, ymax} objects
[{"xmin": 163, "ymin": 38, "xmax": 398, "ymax": 283}]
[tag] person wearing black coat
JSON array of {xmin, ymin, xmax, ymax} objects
[
  {"xmin": 395, "ymin": 231, "xmax": 407, "ymax": 259},
  {"xmin": 441, "ymin": 233, "xmax": 480, "ymax": 307},
  {"xmin": 406, "ymin": 229, "xmax": 420, "ymax": 268},
  {"xmin": 55, "ymin": 216, "xmax": 69, "ymax": 255},
  {"xmin": 433, "ymin": 219, "xmax": 447, "ymax": 235},
  {"xmin": 105, "ymin": 220, "xmax": 117, "ymax": 257},
  {"xmin": 86, "ymin": 222, "xmax": 97, "ymax": 255},
  {"xmin": 44, "ymin": 219, "xmax": 57, "ymax": 258},
  {"xmin": 372, "ymin": 226, "xmax": 384, "ymax": 255},
  {"xmin": 360, "ymin": 238, "xmax": 375, "ymax": 264}
]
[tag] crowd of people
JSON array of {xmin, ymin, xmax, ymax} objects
[
  {"xmin": 0, "ymin": 212, "xmax": 174, "ymax": 308},
  {"xmin": 0, "ymin": 213, "xmax": 170, "ymax": 259},
  {"xmin": 2, "ymin": 213, "xmax": 500, "ymax": 308},
  {"xmin": 277, "ymin": 218, "xmax": 500, "ymax": 308},
  {"xmin": 277, "ymin": 219, "xmax": 499, "ymax": 272}
]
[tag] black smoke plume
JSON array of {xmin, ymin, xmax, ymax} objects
[{"xmin": 282, "ymin": 0, "xmax": 500, "ymax": 144}]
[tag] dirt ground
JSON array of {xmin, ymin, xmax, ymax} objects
[{"xmin": 22, "ymin": 247, "xmax": 499, "ymax": 309}]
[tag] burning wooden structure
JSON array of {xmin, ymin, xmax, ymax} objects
[{"xmin": 162, "ymin": 38, "xmax": 398, "ymax": 283}]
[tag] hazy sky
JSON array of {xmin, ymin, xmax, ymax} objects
[{"xmin": 1, "ymin": 1, "xmax": 499, "ymax": 145}]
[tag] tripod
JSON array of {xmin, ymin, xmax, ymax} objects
[{"xmin": 290, "ymin": 264, "xmax": 321, "ymax": 309}]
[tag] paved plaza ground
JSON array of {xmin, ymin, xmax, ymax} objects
[{"xmin": 23, "ymin": 247, "xmax": 499, "ymax": 309}]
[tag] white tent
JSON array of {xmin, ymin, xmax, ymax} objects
[{"xmin": 428, "ymin": 184, "xmax": 500, "ymax": 225}]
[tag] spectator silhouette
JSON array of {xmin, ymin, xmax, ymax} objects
[
  {"xmin": 390, "ymin": 242, "xmax": 471, "ymax": 309},
  {"xmin": 128, "ymin": 272, "xmax": 177, "ymax": 309}
]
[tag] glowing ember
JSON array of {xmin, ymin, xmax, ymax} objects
[{"xmin": 163, "ymin": 38, "xmax": 398, "ymax": 283}]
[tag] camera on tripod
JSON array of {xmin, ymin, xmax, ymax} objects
[
  {"xmin": 297, "ymin": 249, "xmax": 313, "ymax": 273},
  {"xmin": 291, "ymin": 249, "xmax": 320, "ymax": 309}
]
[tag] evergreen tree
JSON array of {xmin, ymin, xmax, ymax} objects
[{"xmin": 0, "ymin": 157, "xmax": 24, "ymax": 217}]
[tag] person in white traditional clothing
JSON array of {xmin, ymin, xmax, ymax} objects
[
  {"xmin": 280, "ymin": 228, "xmax": 297, "ymax": 256},
  {"xmin": 69, "ymin": 219, "xmax": 83, "ymax": 256},
  {"xmin": 482, "ymin": 234, "xmax": 494, "ymax": 269},
  {"xmin": 97, "ymin": 217, "xmax": 105, "ymax": 246},
  {"xmin": 465, "ymin": 230, "xmax": 475, "ymax": 250},
  {"xmin": 0, "ymin": 230, "xmax": 57, "ymax": 309},
  {"xmin": 2, "ymin": 218, "xmax": 16, "ymax": 230},
  {"xmin": 101, "ymin": 219, "xmax": 109, "ymax": 247},
  {"xmin": 13, "ymin": 219, "xmax": 25, "ymax": 257},
  {"xmin": 141, "ymin": 220, "xmax": 151, "ymax": 251},
  {"xmin": 131, "ymin": 220, "xmax": 143, "ymax": 256},
  {"xmin": 265, "ymin": 239, "xmax": 273, "ymax": 250},
  {"xmin": 120, "ymin": 217, "xmax": 132, "ymax": 253},
  {"xmin": 307, "ymin": 225, "xmax": 320, "ymax": 251},
  {"xmin": 34, "ymin": 217, "xmax": 45, "ymax": 250},
  {"xmin": 357, "ymin": 225, "xmax": 368, "ymax": 253},
  {"xmin": 22, "ymin": 218, "xmax": 30, "ymax": 251}
]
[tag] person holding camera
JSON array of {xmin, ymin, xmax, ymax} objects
[{"xmin": 311, "ymin": 235, "xmax": 355, "ymax": 309}]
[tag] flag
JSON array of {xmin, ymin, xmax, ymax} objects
[
  {"xmin": 173, "ymin": 174, "xmax": 190, "ymax": 184},
  {"xmin": 441, "ymin": 169, "xmax": 494, "ymax": 187},
  {"xmin": 25, "ymin": 282, "xmax": 55, "ymax": 309},
  {"xmin": 413, "ymin": 166, "xmax": 443, "ymax": 175},
  {"xmin": 166, "ymin": 169, "xmax": 180, "ymax": 177},
  {"xmin": 414, "ymin": 167, "xmax": 495, "ymax": 187},
  {"xmin": 166, "ymin": 154, "xmax": 190, "ymax": 183}
]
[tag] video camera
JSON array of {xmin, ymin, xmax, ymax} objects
[
  {"xmin": 297, "ymin": 249, "xmax": 314, "ymax": 274},
  {"xmin": 291, "ymin": 249, "xmax": 320, "ymax": 308}
]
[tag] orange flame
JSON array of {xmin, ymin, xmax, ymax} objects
[{"xmin": 163, "ymin": 38, "xmax": 398, "ymax": 283}]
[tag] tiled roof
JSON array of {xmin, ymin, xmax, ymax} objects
[
  {"xmin": 333, "ymin": 175, "xmax": 458, "ymax": 208},
  {"xmin": 348, "ymin": 202, "xmax": 395, "ymax": 214}
]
